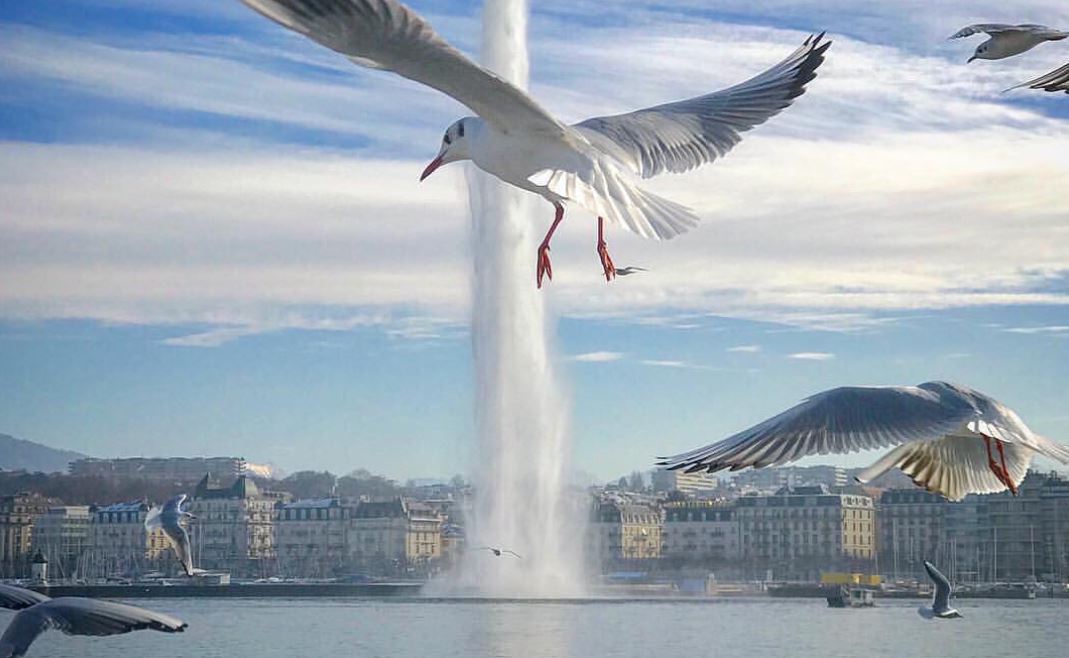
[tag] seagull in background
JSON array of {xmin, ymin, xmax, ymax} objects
[
  {"xmin": 1008, "ymin": 61, "xmax": 1069, "ymax": 93},
  {"xmin": 0, "ymin": 583, "xmax": 187, "ymax": 657},
  {"xmin": 658, "ymin": 381, "xmax": 1069, "ymax": 501},
  {"xmin": 145, "ymin": 494, "xmax": 197, "ymax": 577},
  {"xmin": 240, "ymin": 0, "xmax": 831, "ymax": 287},
  {"xmin": 474, "ymin": 547, "xmax": 522, "ymax": 559},
  {"xmin": 950, "ymin": 24, "xmax": 1067, "ymax": 62},
  {"xmin": 614, "ymin": 266, "xmax": 649, "ymax": 277},
  {"xmin": 919, "ymin": 561, "xmax": 962, "ymax": 620}
]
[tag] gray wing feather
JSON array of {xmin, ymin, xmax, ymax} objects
[
  {"xmin": 924, "ymin": 561, "xmax": 952, "ymax": 614},
  {"xmin": 657, "ymin": 383, "xmax": 979, "ymax": 474},
  {"xmin": 573, "ymin": 33, "xmax": 830, "ymax": 179},
  {"xmin": 0, "ymin": 584, "xmax": 50, "ymax": 611},
  {"xmin": 241, "ymin": 0, "xmax": 564, "ymax": 135},
  {"xmin": 0, "ymin": 608, "xmax": 51, "ymax": 657},
  {"xmin": 1008, "ymin": 62, "xmax": 1069, "ymax": 94},
  {"xmin": 163, "ymin": 524, "xmax": 195, "ymax": 576},
  {"xmin": 39, "ymin": 598, "xmax": 188, "ymax": 636}
]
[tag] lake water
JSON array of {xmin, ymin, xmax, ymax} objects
[{"xmin": 10, "ymin": 596, "xmax": 1069, "ymax": 658}]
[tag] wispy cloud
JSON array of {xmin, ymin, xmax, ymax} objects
[
  {"xmin": 639, "ymin": 359, "xmax": 718, "ymax": 371},
  {"xmin": 727, "ymin": 344, "xmax": 761, "ymax": 353},
  {"xmin": 570, "ymin": 351, "xmax": 625, "ymax": 362},
  {"xmin": 1003, "ymin": 326, "xmax": 1069, "ymax": 335},
  {"xmin": 787, "ymin": 352, "xmax": 836, "ymax": 361}
]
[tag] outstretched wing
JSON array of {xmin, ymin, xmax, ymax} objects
[
  {"xmin": 855, "ymin": 434, "xmax": 1032, "ymax": 501},
  {"xmin": 502, "ymin": 550, "xmax": 523, "ymax": 559},
  {"xmin": 572, "ymin": 33, "xmax": 830, "ymax": 179},
  {"xmin": 40, "ymin": 598, "xmax": 188, "ymax": 637},
  {"xmin": 161, "ymin": 494, "xmax": 186, "ymax": 515},
  {"xmin": 0, "ymin": 583, "xmax": 50, "ymax": 611},
  {"xmin": 144, "ymin": 505, "xmax": 164, "ymax": 532},
  {"xmin": 1007, "ymin": 61, "xmax": 1069, "ymax": 94},
  {"xmin": 0, "ymin": 608, "xmax": 51, "ymax": 658},
  {"xmin": 924, "ymin": 561, "xmax": 953, "ymax": 613},
  {"xmin": 657, "ymin": 384, "xmax": 978, "ymax": 474},
  {"xmin": 241, "ymin": 0, "xmax": 564, "ymax": 135},
  {"xmin": 950, "ymin": 24, "xmax": 1065, "ymax": 39}
]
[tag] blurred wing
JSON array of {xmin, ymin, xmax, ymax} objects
[
  {"xmin": 144, "ymin": 505, "xmax": 164, "ymax": 532},
  {"xmin": 39, "ymin": 598, "xmax": 187, "ymax": 637},
  {"xmin": 0, "ymin": 609, "xmax": 51, "ymax": 658},
  {"xmin": 657, "ymin": 385, "xmax": 976, "ymax": 473},
  {"xmin": 164, "ymin": 525, "xmax": 194, "ymax": 576},
  {"xmin": 855, "ymin": 434, "xmax": 1032, "ymax": 501},
  {"xmin": 948, "ymin": 24, "xmax": 1019, "ymax": 39},
  {"xmin": 1007, "ymin": 62, "xmax": 1069, "ymax": 93},
  {"xmin": 161, "ymin": 494, "xmax": 186, "ymax": 515},
  {"xmin": 924, "ymin": 561, "xmax": 952, "ymax": 612},
  {"xmin": 503, "ymin": 550, "xmax": 523, "ymax": 559},
  {"xmin": 241, "ymin": 0, "xmax": 564, "ymax": 135},
  {"xmin": 0, "ymin": 584, "xmax": 50, "ymax": 611},
  {"xmin": 573, "ymin": 33, "xmax": 830, "ymax": 179}
]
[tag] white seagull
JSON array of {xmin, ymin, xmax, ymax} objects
[
  {"xmin": 145, "ymin": 494, "xmax": 197, "ymax": 577},
  {"xmin": 614, "ymin": 266, "xmax": 648, "ymax": 277},
  {"xmin": 919, "ymin": 561, "xmax": 962, "ymax": 620},
  {"xmin": 1008, "ymin": 61, "xmax": 1069, "ymax": 93},
  {"xmin": 0, "ymin": 583, "xmax": 187, "ymax": 657},
  {"xmin": 240, "ymin": 0, "xmax": 831, "ymax": 287},
  {"xmin": 657, "ymin": 381, "xmax": 1069, "ymax": 501},
  {"xmin": 949, "ymin": 24, "xmax": 1068, "ymax": 62}
]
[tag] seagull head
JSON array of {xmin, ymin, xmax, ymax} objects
[
  {"xmin": 968, "ymin": 44, "xmax": 991, "ymax": 63},
  {"xmin": 421, "ymin": 117, "xmax": 475, "ymax": 181}
]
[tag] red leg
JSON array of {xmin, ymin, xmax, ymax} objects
[
  {"xmin": 537, "ymin": 204, "xmax": 564, "ymax": 289},
  {"xmin": 596, "ymin": 217, "xmax": 616, "ymax": 282},
  {"xmin": 995, "ymin": 439, "xmax": 1017, "ymax": 496}
]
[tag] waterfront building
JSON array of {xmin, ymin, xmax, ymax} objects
[
  {"xmin": 662, "ymin": 501, "xmax": 740, "ymax": 565},
  {"xmin": 275, "ymin": 498, "xmax": 349, "ymax": 578},
  {"xmin": 876, "ymin": 489, "xmax": 948, "ymax": 581},
  {"xmin": 735, "ymin": 485, "xmax": 874, "ymax": 580},
  {"xmin": 977, "ymin": 471, "xmax": 1069, "ymax": 582},
  {"xmin": 186, "ymin": 474, "xmax": 281, "ymax": 577},
  {"xmin": 30, "ymin": 505, "xmax": 91, "ymax": 579},
  {"xmin": 87, "ymin": 501, "xmax": 169, "ymax": 577},
  {"xmin": 0, "ymin": 492, "xmax": 52, "ymax": 578},
  {"xmin": 347, "ymin": 499, "xmax": 442, "ymax": 576},
  {"xmin": 651, "ymin": 470, "xmax": 720, "ymax": 497},
  {"xmin": 69, "ymin": 456, "xmax": 247, "ymax": 481},
  {"xmin": 589, "ymin": 499, "xmax": 663, "ymax": 566}
]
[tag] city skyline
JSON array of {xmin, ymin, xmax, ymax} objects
[{"xmin": 2, "ymin": 0, "xmax": 1068, "ymax": 481}]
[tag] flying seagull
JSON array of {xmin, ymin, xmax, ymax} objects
[
  {"xmin": 949, "ymin": 24, "xmax": 1068, "ymax": 62},
  {"xmin": 1008, "ymin": 61, "xmax": 1069, "ymax": 93},
  {"xmin": 0, "ymin": 583, "xmax": 187, "ymax": 657},
  {"xmin": 657, "ymin": 381, "xmax": 1069, "ymax": 501},
  {"xmin": 614, "ymin": 266, "xmax": 649, "ymax": 277},
  {"xmin": 240, "ymin": 0, "xmax": 831, "ymax": 287},
  {"xmin": 145, "ymin": 494, "xmax": 197, "ymax": 577},
  {"xmin": 919, "ymin": 561, "xmax": 962, "ymax": 620},
  {"xmin": 474, "ymin": 547, "xmax": 522, "ymax": 559}
]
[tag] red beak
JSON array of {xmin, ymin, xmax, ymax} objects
[{"xmin": 420, "ymin": 155, "xmax": 444, "ymax": 182}]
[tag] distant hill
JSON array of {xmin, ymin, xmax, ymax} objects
[{"xmin": 0, "ymin": 433, "xmax": 87, "ymax": 474}]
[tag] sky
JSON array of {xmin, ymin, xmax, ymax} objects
[{"xmin": 1, "ymin": 0, "xmax": 1067, "ymax": 482}]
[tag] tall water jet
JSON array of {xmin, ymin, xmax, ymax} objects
[{"xmin": 463, "ymin": 0, "xmax": 584, "ymax": 596}]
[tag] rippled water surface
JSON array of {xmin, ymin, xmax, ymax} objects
[{"xmin": 11, "ymin": 596, "xmax": 1069, "ymax": 658}]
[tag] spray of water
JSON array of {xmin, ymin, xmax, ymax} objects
[{"xmin": 458, "ymin": 0, "xmax": 585, "ymax": 597}]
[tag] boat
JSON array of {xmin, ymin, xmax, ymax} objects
[{"xmin": 826, "ymin": 586, "xmax": 875, "ymax": 608}]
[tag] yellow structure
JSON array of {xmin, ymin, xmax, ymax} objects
[{"xmin": 821, "ymin": 572, "xmax": 882, "ymax": 586}]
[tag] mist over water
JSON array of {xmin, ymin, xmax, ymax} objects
[{"xmin": 456, "ymin": 0, "xmax": 585, "ymax": 596}]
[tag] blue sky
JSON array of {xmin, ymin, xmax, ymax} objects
[{"xmin": 1, "ymin": 0, "xmax": 1067, "ymax": 481}]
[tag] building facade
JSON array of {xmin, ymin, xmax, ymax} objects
[
  {"xmin": 69, "ymin": 456, "xmax": 247, "ymax": 481},
  {"xmin": 589, "ymin": 499, "xmax": 663, "ymax": 566},
  {"xmin": 0, "ymin": 493, "xmax": 52, "ymax": 578},
  {"xmin": 88, "ymin": 501, "xmax": 169, "ymax": 578},
  {"xmin": 662, "ymin": 501, "xmax": 740, "ymax": 566},
  {"xmin": 651, "ymin": 470, "xmax": 720, "ymax": 497},
  {"xmin": 275, "ymin": 498, "xmax": 349, "ymax": 578},
  {"xmin": 186, "ymin": 475, "xmax": 281, "ymax": 577},
  {"xmin": 735, "ymin": 485, "xmax": 874, "ymax": 580},
  {"xmin": 30, "ymin": 505, "xmax": 91, "ymax": 579},
  {"xmin": 877, "ymin": 489, "xmax": 948, "ymax": 581},
  {"xmin": 347, "ymin": 499, "xmax": 442, "ymax": 576}
]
